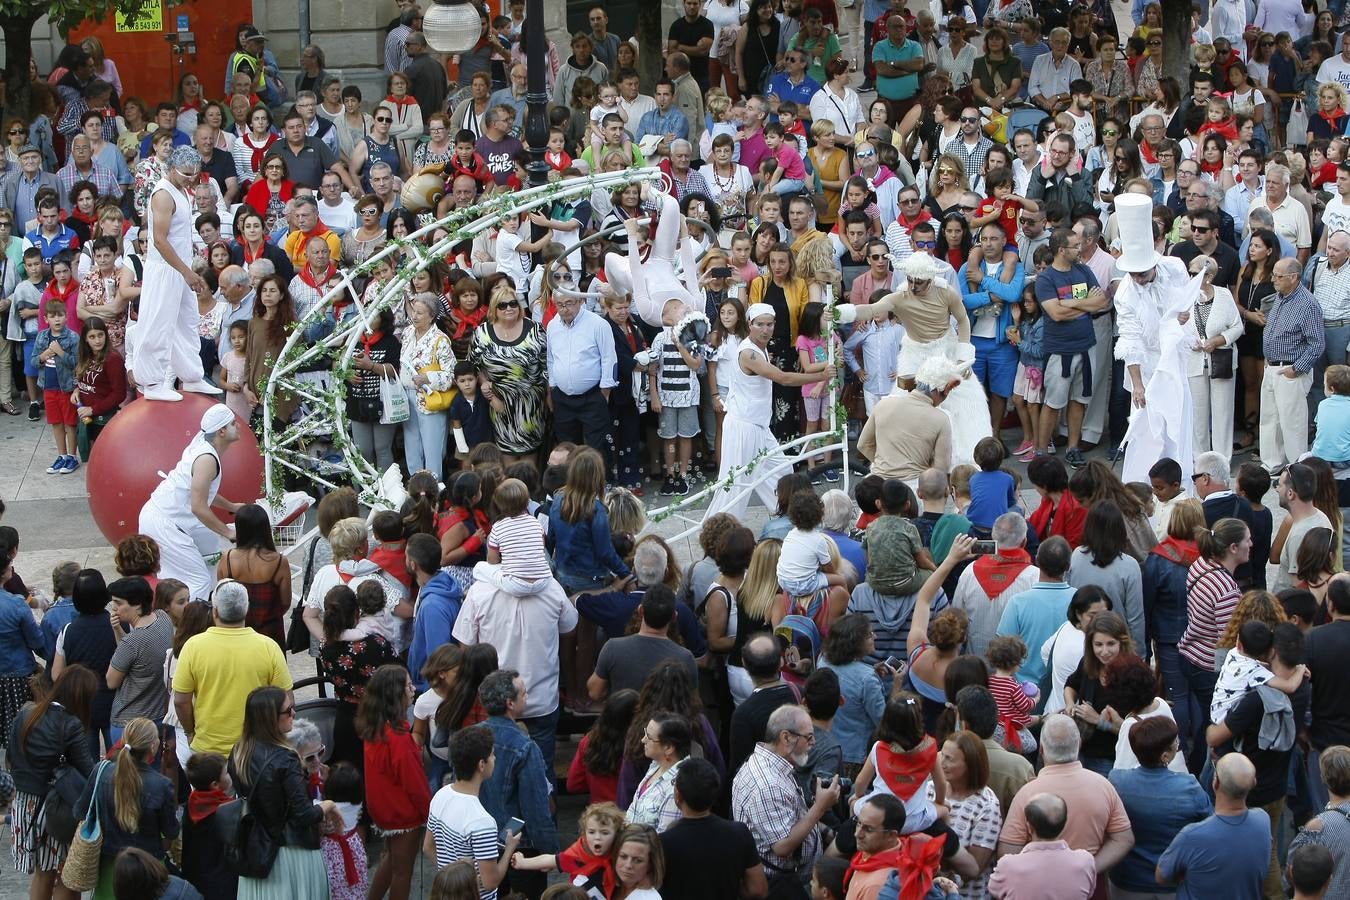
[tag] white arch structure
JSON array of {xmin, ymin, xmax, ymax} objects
[{"xmin": 259, "ymin": 165, "xmax": 847, "ymax": 541}]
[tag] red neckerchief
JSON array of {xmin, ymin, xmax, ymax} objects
[
  {"xmin": 300, "ymin": 261, "xmax": 336, "ymax": 291},
  {"xmin": 1151, "ymin": 536, "xmax": 1200, "ymax": 567},
  {"xmin": 1321, "ymin": 106, "xmax": 1347, "ymax": 125},
  {"xmin": 845, "ymin": 835, "xmax": 946, "ymax": 900},
  {"xmin": 1140, "ymin": 141, "xmax": 1158, "ymax": 165},
  {"xmin": 240, "ymin": 130, "xmax": 280, "ymax": 176},
  {"xmin": 236, "ymin": 238, "xmax": 266, "ymax": 264},
  {"xmin": 385, "ymin": 94, "xmax": 418, "ymax": 108},
  {"xmin": 187, "ymin": 788, "xmax": 233, "ymax": 824},
  {"xmin": 180, "ymin": 99, "xmax": 203, "ymax": 113},
  {"xmin": 972, "ymin": 548, "xmax": 1033, "ymax": 599},
  {"xmin": 450, "ymin": 304, "xmax": 487, "ymax": 341},
  {"xmin": 360, "ymin": 330, "xmax": 385, "ymax": 356},
  {"xmin": 71, "ymin": 208, "xmax": 97, "ymax": 229},
  {"xmin": 558, "ymin": 836, "xmax": 617, "ymax": 899},
  {"xmin": 874, "ymin": 739, "xmax": 936, "ymax": 801},
  {"xmin": 332, "ymin": 826, "xmax": 362, "ymax": 886},
  {"xmin": 1200, "ymin": 157, "xmax": 1225, "ymax": 177},
  {"xmin": 897, "ymin": 209, "xmax": 931, "ymax": 231}
]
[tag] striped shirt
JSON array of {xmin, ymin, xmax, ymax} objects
[
  {"xmin": 427, "ymin": 785, "xmax": 500, "ymax": 900},
  {"xmin": 1179, "ymin": 559, "xmax": 1240, "ymax": 670},
  {"xmin": 732, "ymin": 743, "xmax": 820, "ymax": 874},
  {"xmin": 989, "ymin": 673, "xmax": 1034, "ymax": 729},
  {"xmin": 1309, "ymin": 256, "xmax": 1350, "ymax": 322},
  {"xmin": 1263, "ymin": 283, "xmax": 1326, "ymax": 373},
  {"xmin": 651, "ymin": 330, "xmax": 700, "ymax": 407},
  {"xmin": 487, "ymin": 513, "xmax": 552, "ymax": 581}
]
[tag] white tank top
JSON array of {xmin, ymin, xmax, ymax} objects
[
  {"xmin": 145, "ymin": 177, "xmax": 194, "ymax": 265},
  {"xmin": 147, "ymin": 435, "xmax": 221, "ymax": 523},
  {"xmin": 727, "ymin": 341, "xmax": 772, "ymax": 426}
]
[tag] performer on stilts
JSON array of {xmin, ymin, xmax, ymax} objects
[
  {"xmin": 138, "ymin": 404, "xmax": 243, "ymax": 600},
  {"xmin": 132, "ymin": 146, "xmax": 222, "ymax": 401}
]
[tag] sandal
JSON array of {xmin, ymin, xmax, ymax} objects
[{"xmin": 1, "ymin": 402, "xmax": 18, "ymax": 416}]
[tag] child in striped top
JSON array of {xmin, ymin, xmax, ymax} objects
[
  {"xmin": 987, "ymin": 635, "xmax": 1040, "ymax": 754},
  {"xmin": 480, "ymin": 478, "xmax": 552, "ymax": 591}
]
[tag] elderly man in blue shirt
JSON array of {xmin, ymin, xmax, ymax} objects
[
  {"xmin": 1261, "ymin": 256, "xmax": 1326, "ymax": 473},
  {"xmin": 547, "ymin": 293, "xmax": 619, "ymax": 467}
]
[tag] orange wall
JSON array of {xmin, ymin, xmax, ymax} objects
[{"xmin": 69, "ymin": 2, "xmax": 248, "ymax": 104}]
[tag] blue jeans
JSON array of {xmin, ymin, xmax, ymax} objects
[
  {"xmin": 558, "ymin": 572, "xmax": 609, "ymax": 594},
  {"xmin": 403, "ymin": 399, "xmax": 449, "ymax": 480},
  {"xmin": 772, "ymin": 178, "xmax": 806, "ymax": 196},
  {"xmin": 1155, "ymin": 643, "xmax": 1193, "ymax": 756},
  {"xmin": 521, "ymin": 707, "xmax": 560, "ymax": 788},
  {"xmin": 428, "ymin": 754, "xmax": 449, "ymax": 796},
  {"xmin": 1312, "ymin": 321, "xmax": 1350, "ymax": 413},
  {"xmin": 1181, "ymin": 655, "xmax": 1218, "ymax": 775},
  {"xmin": 1308, "ymin": 746, "xmax": 1331, "ymax": 811}
]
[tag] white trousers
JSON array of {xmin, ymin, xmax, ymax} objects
[
  {"xmin": 1259, "ymin": 363, "xmax": 1313, "ymax": 470},
  {"xmin": 133, "ymin": 260, "xmax": 204, "ymax": 388},
  {"xmin": 706, "ymin": 415, "xmax": 793, "ymax": 522},
  {"xmin": 1189, "ymin": 373, "xmax": 1236, "ymax": 457},
  {"xmin": 138, "ymin": 503, "xmax": 216, "ymax": 601}
]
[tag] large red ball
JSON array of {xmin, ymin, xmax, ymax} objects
[{"xmin": 87, "ymin": 395, "xmax": 265, "ymax": 545}]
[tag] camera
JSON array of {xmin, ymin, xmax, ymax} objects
[{"xmin": 817, "ymin": 771, "xmax": 854, "ymax": 797}]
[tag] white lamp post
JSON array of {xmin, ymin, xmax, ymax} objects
[{"xmin": 423, "ymin": 0, "xmax": 484, "ymax": 54}]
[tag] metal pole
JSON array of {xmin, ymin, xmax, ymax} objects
[
  {"xmin": 523, "ymin": 0, "xmax": 550, "ymax": 188},
  {"xmin": 299, "ymin": 0, "xmax": 312, "ymax": 56}
]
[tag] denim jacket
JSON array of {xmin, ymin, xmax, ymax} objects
[
  {"xmin": 958, "ymin": 260, "xmax": 1026, "ymax": 347},
  {"xmin": 32, "ymin": 326, "xmax": 79, "ymax": 392},
  {"xmin": 0, "ymin": 588, "xmax": 42, "ymax": 676},
  {"xmin": 478, "ymin": 715, "xmax": 558, "ymax": 852},
  {"xmin": 1142, "ymin": 552, "xmax": 1190, "ymax": 644},
  {"xmin": 817, "ymin": 658, "xmax": 885, "ymax": 765}
]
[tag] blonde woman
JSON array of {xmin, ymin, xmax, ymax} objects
[
  {"xmin": 729, "ymin": 538, "xmax": 783, "ymax": 702},
  {"xmin": 808, "ymin": 120, "xmax": 850, "ymax": 230},
  {"xmin": 399, "ymin": 293, "xmax": 456, "ymax": 480},
  {"xmin": 926, "ymin": 154, "xmax": 969, "ymax": 218},
  {"xmin": 73, "ymin": 718, "xmax": 178, "ymax": 898}
]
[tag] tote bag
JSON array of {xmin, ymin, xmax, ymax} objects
[
  {"xmin": 379, "ymin": 373, "xmax": 410, "ymax": 425},
  {"xmin": 61, "ymin": 761, "xmax": 110, "ymax": 892}
]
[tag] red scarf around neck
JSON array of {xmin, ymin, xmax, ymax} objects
[
  {"xmin": 450, "ymin": 305, "xmax": 487, "ymax": 341},
  {"xmin": 558, "ymin": 836, "xmax": 617, "ymax": 898},
  {"xmin": 300, "ymin": 261, "xmax": 336, "ymax": 290},
  {"xmin": 360, "ymin": 330, "xmax": 385, "ymax": 356},
  {"xmin": 241, "ymin": 131, "xmax": 280, "ymax": 176},
  {"xmin": 385, "ymin": 94, "xmax": 418, "ymax": 109},
  {"xmin": 972, "ymin": 548, "xmax": 1033, "ymax": 599},
  {"xmin": 874, "ymin": 738, "xmax": 936, "ymax": 801},
  {"xmin": 187, "ymin": 788, "xmax": 233, "ymax": 824},
  {"xmin": 844, "ymin": 834, "xmax": 946, "ymax": 900},
  {"xmin": 1151, "ymin": 536, "xmax": 1200, "ymax": 567}
]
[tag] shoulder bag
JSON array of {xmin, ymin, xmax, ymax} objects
[
  {"xmin": 40, "ymin": 763, "xmax": 88, "ymax": 845},
  {"xmin": 217, "ymin": 758, "xmax": 280, "ymax": 879},
  {"xmin": 60, "ymin": 760, "xmax": 110, "ymax": 892}
]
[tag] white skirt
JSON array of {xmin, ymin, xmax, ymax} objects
[{"xmin": 894, "ymin": 330, "xmax": 991, "ymax": 467}]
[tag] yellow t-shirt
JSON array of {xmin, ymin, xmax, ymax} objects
[{"xmin": 171, "ymin": 625, "xmax": 293, "ymax": 755}]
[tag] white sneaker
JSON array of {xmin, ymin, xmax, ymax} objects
[
  {"xmin": 180, "ymin": 380, "xmax": 223, "ymax": 395},
  {"xmin": 142, "ymin": 384, "xmax": 182, "ymax": 402}
]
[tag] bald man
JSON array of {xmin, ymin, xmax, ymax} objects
[
  {"xmin": 987, "ymin": 793, "xmax": 1097, "ymax": 900},
  {"xmin": 1157, "ymin": 753, "xmax": 1269, "ymax": 899},
  {"xmin": 1259, "ymin": 256, "xmax": 1324, "ymax": 472}
]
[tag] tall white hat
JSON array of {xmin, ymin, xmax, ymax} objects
[{"xmin": 1115, "ymin": 192, "xmax": 1161, "ymax": 273}]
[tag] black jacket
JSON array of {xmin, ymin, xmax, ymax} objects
[
  {"xmin": 228, "ymin": 743, "xmax": 325, "ymax": 850},
  {"xmin": 6, "ymin": 703, "xmax": 94, "ymax": 796},
  {"xmin": 608, "ymin": 316, "xmax": 646, "ymax": 408},
  {"xmin": 75, "ymin": 759, "xmax": 179, "ymax": 859}
]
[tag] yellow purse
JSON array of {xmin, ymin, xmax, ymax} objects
[{"xmin": 417, "ymin": 361, "xmax": 457, "ymax": 412}]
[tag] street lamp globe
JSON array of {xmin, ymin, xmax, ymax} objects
[{"xmin": 423, "ymin": 0, "xmax": 483, "ymax": 55}]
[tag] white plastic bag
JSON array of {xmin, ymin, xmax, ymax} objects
[{"xmin": 379, "ymin": 374, "xmax": 410, "ymax": 425}]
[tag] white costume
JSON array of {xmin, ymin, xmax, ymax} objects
[
  {"xmin": 706, "ymin": 329, "xmax": 795, "ymax": 521},
  {"xmin": 134, "ymin": 172, "xmax": 204, "ymax": 391},
  {"xmin": 1115, "ymin": 194, "xmax": 1205, "ymax": 486},
  {"xmin": 137, "ymin": 406, "xmax": 234, "ymax": 600}
]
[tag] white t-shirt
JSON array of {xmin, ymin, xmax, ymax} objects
[
  {"xmin": 1041, "ymin": 621, "xmax": 1086, "ymax": 715},
  {"xmin": 1067, "ymin": 109, "xmax": 1096, "ymax": 154},
  {"xmin": 777, "ymin": 527, "xmax": 832, "ymax": 588},
  {"xmin": 1324, "ymin": 194, "xmax": 1350, "ymax": 237},
  {"xmin": 1317, "ymin": 55, "xmax": 1350, "ymax": 95},
  {"xmin": 427, "ymin": 785, "xmax": 500, "ymax": 898},
  {"xmin": 413, "ymin": 689, "xmax": 449, "ymax": 760},
  {"xmin": 318, "ymin": 196, "xmax": 359, "ymax": 233},
  {"xmin": 495, "ymin": 229, "xmax": 531, "ymax": 295},
  {"xmin": 1115, "ymin": 702, "xmax": 1188, "ymax": 773}
]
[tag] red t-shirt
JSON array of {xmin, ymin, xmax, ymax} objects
[
  {"xmin": 976, "ymin": 196, "xmax": 1022, "ymax": 245},
  {"xmin": 368, "ymin": 542, "xmax": 413, "ymax": 589}
]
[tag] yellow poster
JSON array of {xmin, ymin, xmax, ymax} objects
[{"xmin": 115, "ymin": 0, "xmax": 163, "ymax": 33}]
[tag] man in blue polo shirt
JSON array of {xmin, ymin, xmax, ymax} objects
[
  {"xmin": 872, "ymin": 14, "xmax": 925, "ymax": 125},
  {"xmin": 768, "ymin": 46, "xmax": 821, "ymax": 113},
  {"xmin": 1034, "ymin": 226, "xmax": 1106, "ymax": 466}
]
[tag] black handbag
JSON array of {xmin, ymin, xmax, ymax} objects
[
  {"xmin": 285, "ymin": 538, "xmax": 320, "ymax": 654},
  {"xmin": 40, "ymin": 765, "xmax": 87, "ymax": 844},
  {"xmin": 217, "ymin": 764, "xmax": 279, "ymax": 880},
  {"xmin": 1210, "ymin": 347, "xmax": 1235, "ymax": 379}
]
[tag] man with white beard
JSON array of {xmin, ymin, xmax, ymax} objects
[{"xmin": 1114, "ymin": 193, "xmax": 1204, "ymax": 485}]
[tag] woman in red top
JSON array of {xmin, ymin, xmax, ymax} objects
[
  {"xmin": 359, "ymin": 664, "xmax": 431, "ymax": 900},
  {"xmin": 1026, "ymin": 456, "xmax": 1086, "ymax": 547},
  {"xmin": 568, "ymin": 688, "xmax": 637, "ymax": 803},
  {"xmin": 244, "ymin": 153, "xmax": 295, "ymax": 234},
  {"xmin": 71, "ymin": 315, "xmax": 125, "ymax": 459},
  {"xmin": 437, "ymin": 470, "xmax": 491, "ymax": 568}
]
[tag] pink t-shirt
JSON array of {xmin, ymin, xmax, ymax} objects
[{"xmin": 774, "ymin": 145, "xmax": 807, "ymax": 181}]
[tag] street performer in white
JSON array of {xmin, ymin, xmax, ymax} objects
[
  {"xmin": 707, "ymin": 303, "xmax": 836, "ymax": 521},
  {"xmin": 1114, "ymin": 192, "xmax": 1206, "ymax": 486},
  {"xmin": 837, "ymin": 253, "xmax": 992, "ymax": 466},
  {"xmin": 138, "ymin": 404, "xmax": 242, "ymax": 600},
  {"xmin": 133, "ymin": 146, "xmax": 221, "ymax": 401}
]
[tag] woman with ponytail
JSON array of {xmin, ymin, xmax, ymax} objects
[
  {"xmin": 1178, "ymin": 516, "xmax": 1251, "ymax": 772},
  {"xmin": 74, "ymin": 717, "xmax": 178, "ymax": 899},
  {"xmin": 1141, "ymin": 498, "xmax": 1205, "ymax": 756}
]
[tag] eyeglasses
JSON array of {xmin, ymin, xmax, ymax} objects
[
  {"xmin": 303, "ymin": 745, "xmax": 327, "ymax": 762},
  {"xmin": 959, "ymin": 205, "xmax": 977, "ymax": 212},
  {"xmin": 1147, "ymin": 40, "xmax": 1162, "ymax": 47},
  {"xmin": 900, "ymin": 197, "xmax": 920, "ymax": 204},
  {"xmin": 1101, "ymin": 129, "xmax": 1118, "ymax": 136},
  {"xmin": 914, "ymin": 239, "xmax": 937, "ymax": 248},
  {"xmin": 852, "ymin": 818, "xmax": 894, "ymax": 835},
  {"xmin": 375, "ymin": 116, "xmax": 392, "ymax": 123},
  {"xmin": 1191, "ymin": 472, "xmax": 1210, "ymax": 483},
  {"xmin": 1191, "ymin": 225, "xmax": 1212, "ymax": 233},
  {"xmin": 856, "ymin": 150, "xmax": 876, "ymax": 159},
  {"xmin": 8, "ymin": 129, "xmax": 23, "ymax": 136},
  {"xmin": 360, "ymin": 208, "xmax": 379, "ymax": 216},
  {"xmin": 280, "ymin": 706, "xmax": 295, "ymax": 716},
  {"xmin": 1260, "ymin": 40, "xmax": 1274, "ymax": 46},
  {"xmin": 960, "ymin": 116, "xmax": 980, "ymax": 124},
  {"xmin": 868, "ymin": 253, "xmax": 887, "ymax": 260},
  {"xmin": 498, "ymin": 299, "xmax": 520, "ymax": 309},
  {"xmin": 785, "ymin": 730, "xmax": 815, "ymax": 743}
]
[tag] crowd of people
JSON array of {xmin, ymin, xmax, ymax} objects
[{"xmin": 13, "ymin": 0, "xmax": 1350, "ymax": 899}]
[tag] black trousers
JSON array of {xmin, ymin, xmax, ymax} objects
[{"xmin": 553, "ymin": 386, "xmax": 612, "ymax": 469}]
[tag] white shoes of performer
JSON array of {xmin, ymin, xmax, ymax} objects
[
  {"xmin": 142, "ymin": 384, "xmax": 183, "ymax": 402},
  {"xmin": 180, "ymin": 380, "xmax": 224, "ymax": 396}
]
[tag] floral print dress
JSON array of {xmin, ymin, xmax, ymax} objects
[{"xmin": 320, "ymin": 633, "xmax": 398, "ymax": 767}]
